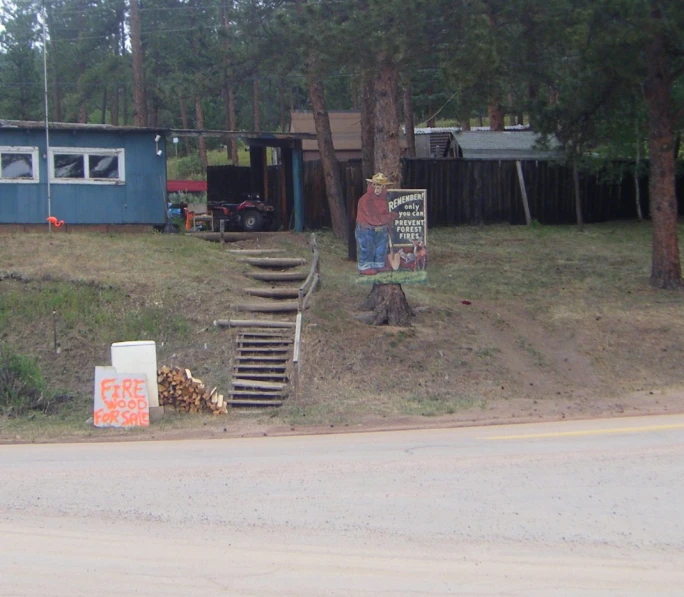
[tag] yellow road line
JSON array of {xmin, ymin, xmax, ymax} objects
[{"xmin": 482, "ymin": 423, "xmax": 684, "ymax": 441}]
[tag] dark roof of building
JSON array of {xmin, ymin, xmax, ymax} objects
[
  {"xmin": 452, "ymin": 131, "xmax": 560, "ymax": 159},
  {"xmin": 290, "ymin": 111, "xmax": 407, "ymax": 152},
  {"xmin": 0, "ymin": 120, "xmax": 316, "ymax": 143}
]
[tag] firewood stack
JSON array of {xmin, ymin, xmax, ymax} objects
[{"xmin": 157, "ymin": 366, "xmax": 228, "ymax": 415}]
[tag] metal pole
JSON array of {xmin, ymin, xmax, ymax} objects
[{"xmin": 40, "ymin": 5, "xmax": 52, "ymax": 231}]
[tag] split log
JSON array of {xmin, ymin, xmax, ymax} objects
[{"xmin": 359, "ymin": 283, "xmax": 413, "ymax": 326}]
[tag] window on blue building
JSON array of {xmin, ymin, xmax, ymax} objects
[
  {"xmin": 0, "ymin": 147, "xmax": 39, "ymax": 183},
  {"xmin": 50, "ymin": 148, "xmax": 125, "ymax": 184}
]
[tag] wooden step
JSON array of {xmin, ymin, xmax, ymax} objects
[
  {"xmin": 238, "ymin": 338, "xmax": 292, "ymax": 345},
  {"xmin": 232, "ymin": 374, "xmax": 289, "ymax": 381},
  {"xmin": 237, "ymin": 349, "xmax": 290, "ymax": 355},
  {"xmin": 230, "ymin": 301, "xmax": 299, "ymax": 313},
  {"xmin": 245, "ymin": 271, "xmax": 308, "ymax": 282},
  {"xmin": 238, "ymin": 330, "xmax": 293, "ymax": 337},
  {"xmin": 232, "ymin": 379, "xmax": 286, "ymax": 390},
  {"xmin": 242, "ymin": 287, "xmax": 300, "ymax": 299},
  {"xmin": 234, "ymin": 355, "xmax": 290, "ymax": 362},
  {"xmin": 226, "ymin": 249, "xmax": 283, "ymax": 255},
  {"xmin": 214, "ymin": 319, "xmax": 296, "ymax": 329},
  {"xmin": 227, "ymin": 389, "xmax": 285, "ymax": 397},
  {"xmin": 233, "ymin": 364, "xmax": 288, "ymax": 371},
  {"xmin": 238, "ymin": 257, "xmax": 306, "ymax": 268},
  {"xmin": 226, "ymin": 398, "xmax": 284, "ymax": 407}
]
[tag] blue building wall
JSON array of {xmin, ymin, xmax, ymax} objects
[{"xmin": 0, "ymin": 127, "xmax": 167, "ymax": 225}]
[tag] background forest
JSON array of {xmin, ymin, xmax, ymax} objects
[
  {"xmin": 1, "ymin": 1, "xmax": 681, "ymax": 157},
  {"xmin": 1, "ymin": 0, "xmax": 683, "ymax": 286}
]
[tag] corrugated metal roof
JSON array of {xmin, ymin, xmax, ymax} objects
[
  {"xmin": 452, "ymin": 131, "xmax": 560, "ymax": 159},
  {"xmin": 0, "ymin": 120, "xmax": 316, "ymax": 141}
]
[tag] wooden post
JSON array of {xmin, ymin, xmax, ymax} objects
[
  {"xmin": 219, "ymin": 218, "xmax": 225, "ymax": 248},
  {"xmin": 573, "ymin": 162, "xmax": 584, "ymax": 232},
  {"xmin": 635, "ymin": 119, "xmax": 644, "ymax": 221},
  {"xmin": 292, "ymin": 312, "xmax": 302, "ymax": 399},
  {"xmin": 516, "ymin": 161, "xmax": 532, "ymax": 225}
]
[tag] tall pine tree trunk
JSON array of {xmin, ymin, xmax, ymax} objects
[
  {"xmin": 226, "ymin": 87, "xmax": 238, "ymax": 165},
  {"xmin": 644, "ymin": 13, "xmax": 682, "ymax": 289},
  {"xmin": 130, "ymin": 0, "xmax": 146, "ymax": 126},
  {"xmin": 220, "ymin": 1, "xmax": 239, "ymax": 165},
  {"xmin": 253, "ymin": 79, "xmax": 260, "ymax": 132},
  {"xmin": 279, "ymin": 77, "xmax": 288, "ymax": 132},
  {"xmin": 366, "ymin": 55, "xmax": 412, "ymax": 327},
  {"xmin": 111, "ymin": 86, "xmax": 119, "ymax": 126},
  {"xmin": 374, "ymin": 56, "xmax": 401, "ymax": 185},
  {"xmin": 360, "ymin": 68, "xmax": 375, "ymax": 181},
  {"xmin": 308, "ymin": 68, "xmax": 347, "ymax": 241},
  {"xmin": 195, "ymin": 96, "xmax": 208, "ymax": 173},
  {"xmin": 179, "ymin": 95, "xmax": 191, "ymax": 156},
  {"xmin": 403, "ymin": 82, "xmax": 416, "ymax": 158},
  {"xmin": 488, "ymin": 101, "xmax": 505, "ymax": 131}
]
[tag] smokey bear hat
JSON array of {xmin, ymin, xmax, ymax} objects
[{"xmin": 366, "ymin": 172, "xmax": 392, "ymax": 186}]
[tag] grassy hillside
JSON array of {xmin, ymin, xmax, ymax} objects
[{"xmin": 1, "ymin": 222, "xmax": 684, "ymax": 440}]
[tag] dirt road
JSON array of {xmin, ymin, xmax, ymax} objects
[{"xmin": 2, "ymin": 415, "xmax": 684, "ymax": 596}]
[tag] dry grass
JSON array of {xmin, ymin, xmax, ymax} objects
[{"xmin": 2, "ymin": 221, "xmax": 684, "ymax": 440}]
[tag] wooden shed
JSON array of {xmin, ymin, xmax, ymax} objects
[{"xmin": 290, "ymin": 110, "xmax": 408, "ymax": 162}]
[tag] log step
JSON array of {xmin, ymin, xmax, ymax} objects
[
  {"xmin": 226, "ymin": 398, "xmax": 284, "ymax": 407},
  {"xmin": 237, "ymin": 333, "xmax": 291, "ymax": 339},
  {"xmin": 242, "ymin": 287, "xmax": 301, "ymax": 299},
  {"xmin": 245, "ymin": 271, "xmax": 308, "ymax": 282},
  {"xmin": 230, "ymin": 301, "xmax": 299, "ymax": 313},
  {"xmin": 234, "ymin": 364, "xmax": 288, "ymax": 371},
  {"xmin": 226, "ymin": 249, "xmax": 283, "ymax": 255},
  {"xmin": 228, "ymin": 389, "xmax": 285, "ymax": 397},
  {"xmin": 214, "ymin": 319, "xmax": 296, "ymax": 329},
  {"xmin": 232, "ymin": 379, "xmax": 286, "ymax": 390},
  {"xmin": 238, "ymin": 338, "xmax": 292, "ymax": 345},
  {"xmin": 232, "ymin": 373, "xmax": 288, "ymax": 380},
  {"xmin": 238, "ymin": 346, "xmax": 291, "ymax": 353},
  {"xmin": 238, "ymin": 258, "xmax": 306, "ymax": 268},
  {"xmin": 234, "ymin": 355, "xmax": 290, "ymax": 362}
]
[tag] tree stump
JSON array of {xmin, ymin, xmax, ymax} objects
[{"xmin": 360, "ymin": 283, "xmax": 413, "ymax": 326}]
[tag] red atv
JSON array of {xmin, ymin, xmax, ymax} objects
[
  {"xmin": 178, "ymin": 194, "xmax": 279, "ymax": 232},
  {"xmin": 208, "ymin": 194, "xmax": 279, "ymax": 232}
]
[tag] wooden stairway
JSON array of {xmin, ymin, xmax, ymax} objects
[
  {"xmin": 227, "ymin": 328, "xmax": 293, "ymax": 407},
  {"xmin": 218, "ymin": 239, "xmax": 319, "ymax": 408}
]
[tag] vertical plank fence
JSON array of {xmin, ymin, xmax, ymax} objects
[{"xmin": 208, "ymin": 159, "xmax": 683, "ymax": 231}]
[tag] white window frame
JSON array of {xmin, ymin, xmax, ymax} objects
[
  {"xmin": 0, "ymin": 146, "xmax": 40, "ymax": 183},
  {"xmin": 49, "ymin": 147, "xmax": 126, "ymax": 185}
]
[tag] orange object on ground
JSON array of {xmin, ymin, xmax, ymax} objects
[{"xmin": 46, "ymin": 216, "xmax": 65, "ymax": 227}]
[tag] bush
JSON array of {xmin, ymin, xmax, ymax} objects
[{"xmin": 0, "ymin": 344, "xmax": 47, "ymax": 416}]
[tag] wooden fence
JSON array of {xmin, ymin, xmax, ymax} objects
[{"xmin": 208, "ymin": 158, "xmax": 684, "ymax": 231}]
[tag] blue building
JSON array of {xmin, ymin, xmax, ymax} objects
[{"xmin": 0, "ymin": 120, "xmax": 167, "ymax": 228}]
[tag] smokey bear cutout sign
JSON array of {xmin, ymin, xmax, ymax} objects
[{"xmin": 356, "ymin": 188, "xmax": 428, "ymax": 284}]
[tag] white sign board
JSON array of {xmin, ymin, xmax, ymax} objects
[{"xmin": 93, "ymin": 366, "xmax": 150, "ymax": 427}]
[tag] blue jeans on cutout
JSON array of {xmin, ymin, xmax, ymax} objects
[{"xmin": 355, "ymin": 224, "xmax": 389, "ymax": 271}]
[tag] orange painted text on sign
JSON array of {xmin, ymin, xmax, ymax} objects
[{"xmin": 93, "ymin": 368, "xmax": 149, "ymax": 427}]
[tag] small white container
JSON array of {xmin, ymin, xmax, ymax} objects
[{"xmin": 111, "ymin": 340, "xmax": 159, "ymax": 407}]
